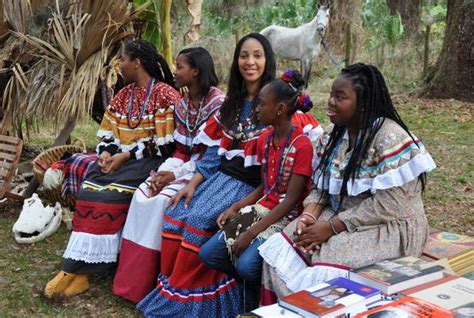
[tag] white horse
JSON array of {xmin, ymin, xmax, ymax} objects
[{"xmin": 260, "ymin": 6, "xmax": 330, "ymax": 87}]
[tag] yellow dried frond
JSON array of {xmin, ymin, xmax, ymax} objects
[
  {"xmin": 56, "ymin": 50, "xmax": 104, "ymax": 121},
  {"xmin": 3, "ymin": 0, "xmax": 32, "ymax": 33}
]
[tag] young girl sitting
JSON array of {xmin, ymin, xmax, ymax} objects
[
  {"xmin": 113, "ymin": 47, "xmax": 224, "ymax": 303},
  {"xmin": 258, "ymin": 63, "xmax": 437, "ymax": 304},
  {"xmin": 199, "ymin": 69, "xmax": 314, "ymax": 301}
]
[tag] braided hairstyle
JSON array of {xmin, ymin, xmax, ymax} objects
[
  {"xmin": 220, "ymin": 33, "xmax": 276, "ymax": 130},
  {"xmin": 318, "ymin": 63, "xmax": 425, "ymax": 210},
  {"xmin": 124, "ymin": 40, "xmax": 175, "ymax": 88},
  {"xmin": 267, "ymin": 68, "xmax": 313, "ymax": 116}
]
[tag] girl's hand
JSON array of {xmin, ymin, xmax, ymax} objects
[
  {"xmin": 156, "ymin": 171, "xmax": 175, "ymax": 188},
  {"xmin": 216, "ymin": 205, "xmax": 239, "ymax": 228},
  {"xmin": 295, "ymin": 215, "xmax": 316, "ymax": 236},
  {"xmin": 294, "ymin": 221, "xmax": 333, "ymax": 253},
  {"xmin": 170, "ymin": 184, "xmax": 196, "ymax": 209},
  {"xmin": 101, "ymin": 152, "xmax": 130, "ymax": 174},
  {"xmin": 233, "ymin": 230, "xmax": 256, "ymax": 257},
  {"xmin": 149, "ymin": 172, "xmax": 162, "ymax": 196}
]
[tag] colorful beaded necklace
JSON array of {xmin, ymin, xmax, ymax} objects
[
  {"xmin": 262, "ymin": 125, "xmax": 295, "ymax": 195},
  {"xmin": 185, "ymin": 95, "xmax": 205, "ymax": 134},
  {"xmin": 127, "ymin": 78, "xmax": 155, "ymax": 129}
]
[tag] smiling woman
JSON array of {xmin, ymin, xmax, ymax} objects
[
  {"xmin": 258, "ymin": 63, "xmax": 437, "ymax": 305},
  {"xmin": 137, "ymin": 33, "xmax": 276, "ymax": 318}
]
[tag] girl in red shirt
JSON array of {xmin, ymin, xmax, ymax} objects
[{"xmin": 199, "ymin": 69, "xmax": 314, "ymax": 309}]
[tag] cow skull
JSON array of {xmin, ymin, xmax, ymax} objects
[{"xmin": 12, "ymin": 193, "xmax": 63, "ymax": 244}]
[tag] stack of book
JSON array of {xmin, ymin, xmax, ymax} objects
[{"xmin": 259, "ymin": 255, "xmax": 474, "ymax": 318}]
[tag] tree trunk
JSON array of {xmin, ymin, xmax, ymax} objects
[
  {"xmin": 419, "ymin": 0, "xmax": 474, "ymax": 102},
  {"xmin": 387, "ymin": 0, "xmax": 421, "ymax": 34},
  {"xmin": 320, "ymin": 0, "xmax": 362, "ymax": 55},
  {"xmin": 161, "ymin": 0, "xmax": 173, "ymax": 66}
]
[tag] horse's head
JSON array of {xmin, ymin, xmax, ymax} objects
[{"xmin": 316, "ymin": 5, "xmax": 330, "ymax": 34}]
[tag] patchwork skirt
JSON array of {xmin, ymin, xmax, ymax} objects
[
  {"xmin": 137, "ymin": 171, "xmax": 255, "ymax": 318},
  {"xmin": 62, "ymin": 157, "xmax": 162, "ymax": 273}
]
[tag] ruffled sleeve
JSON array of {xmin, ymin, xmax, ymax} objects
[
  {"xmin": 192, "ymin": 111, "xmax": 223, "ymax": 147},
  {"xmin": 291, "ymin": 111, "xmax": 324, "ymax": 142},
  {"xmin": 313, "ymin": 120, "xmax": 436, "ymax": 196}
]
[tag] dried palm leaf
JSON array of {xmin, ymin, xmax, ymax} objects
[{"xmin": 3, "ymin": 0, "xmax": 32, "ymax": 33}]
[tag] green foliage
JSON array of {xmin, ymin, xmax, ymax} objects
[
  {"xmin": 202, "ymin": 0, "xmax": 319, "ymax": 37},
  {"xmin": 134, "ymin": 0, "xmax": 163, "ymax": 51},
  {"xmin": 362, "ymin": 0, "xmax": 404, "ymax": 49},
  {"xmin": 422, "ymin": 4, "xmax": 447, "ymax": 25}
]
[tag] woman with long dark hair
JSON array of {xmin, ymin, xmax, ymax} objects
[
  {"xmin": 113, "ymin": 47, "xmax": 225, "ymax": 303},
  {"xmin": 44, "ymin": 40, "xmax": 180, "ymax": 298},
  {"xmin": 137, "ymin": 33, "xmax": 276, "ymax": 317},
  {"xmin": 258, "ymin": 63, "xmax": 436, "ymax": 304}
]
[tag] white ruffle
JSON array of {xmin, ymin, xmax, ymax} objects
[
  {"xmin": 258, "ymin": 233, "xmax": 308, "ymax": 284},
  {"xmin": 173, "ymin": 130, "xmax": 194, "ymax": 147},
  {"xmin": 217, "ymin": 148, "xmax": 260, "ymax": 167},
  {"xmin": 63, "ymin": 231, "xmax": 121, "ymax": 263},
  {"xmin": 158, "ymin": 157, "xmax": 185, "ymax": 173},
  {"xmin": 314, "ymin": 152, "xmax": 436, "ymax": 196},
  {"xmin": 192, "ymin": 121, "xmax": 221, "ymax": 147},
  {"xmin": 96, "ymin": 129, "xmax": 114, "ymax": 139},
  {"xmin": 258, "ymin": 233, "xmax": 349, "ymax": 292},
  {"xmin": 304, "ymin": 124, "xmax": 324, "ymax": 142},
  {"xmin": 286, "ymin": 265, "xmax": 349, "ymax": 292}
]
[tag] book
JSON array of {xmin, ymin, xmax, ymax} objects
[
  {"xmin": 410, "ymin": 276, "xmax": 474, "ymax": 310},
  {"xmin": 349, "ymin": 256, "xmax": 445, "ymax": 295},
  {"xmin": 448, "ymin": 249, "xmax": 474, "ymax": 276},
  {"xmin": 422, "ymin": 237, "xmax": 468, "ymax": 260},
  {"xmin": 243, "ymin": 303, "xmax": 303, "ymax": 317},
  {"xmin": 278, "ymin": 277, "xmax": 382, "ymax": 318},
  {"xmin": 354, "ymin": 296, "xmax": 453, "ymax": 318},
  {"xmin": 401, "ymin": 274, "xmax": 458, "ymax": 295}
]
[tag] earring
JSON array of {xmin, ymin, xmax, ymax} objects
[{"xmin": 277, "ymin": 112, "xmax": 281, "ymax": 116}]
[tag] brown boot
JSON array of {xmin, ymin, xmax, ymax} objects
[
  {"xmin": 44, "ymin": 271, "xmax": 76, "ymax": 298},
  {"xmin": 61, "ymin": 274, "xmax": 89, "ymax": 297}
]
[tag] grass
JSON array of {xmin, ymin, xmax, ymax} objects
[
  {"xmin": 1, "ymin": 21, "xmax": 472, "ymax": 315},
  {"xmin": 1, "ymin": 94, "xmax": 472, "ymax": 316}
]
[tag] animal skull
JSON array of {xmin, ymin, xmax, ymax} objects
[{"xmin": 12, "ymin": 193, "xmax": 63, "ymax": 244}]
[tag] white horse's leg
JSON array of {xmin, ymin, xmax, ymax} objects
[
  {"xmin": 305, "ymin": 61, "xmax": 313, "ymax": 88},
  {"xmin": 300, "ymin": 59, "xmax": 306, "ymax": 82}
]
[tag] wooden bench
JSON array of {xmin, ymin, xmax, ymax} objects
[{"xmin": 0, "ymin": 135, "xmax": 24, "ymax": 202}]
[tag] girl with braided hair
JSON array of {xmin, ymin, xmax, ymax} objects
[
  {"xmin": 198, "ymin": 69, "xmax": 314, "ymax": 309},
  {"xmin": 258, "ymin": 63, "xmax": 436, "ymax": 305},
  {"xmin": 45, "ymin": 40, "xmax": 180, "ymax": 298}
]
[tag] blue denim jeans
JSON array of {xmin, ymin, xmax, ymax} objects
[{"xmin": 199, "ymin": 230, "xmax": 264, "ymax": 284}]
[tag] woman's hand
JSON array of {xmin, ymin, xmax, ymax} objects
[
  {"xmin": 170, "ymin": 184, "xmax": 196, "ymax": 209},
  {"xmin": 149, "ymin": 171, "xmax": 175, "ymax": 195},
  {"xmin": 294, "ymin": 221, "xmax": 333, "ymax": 253},
  {"xmin": 98, "ymin": 151, "xmax": 111, "ymax": 172},
  {"xmin": 233, "ymin": 230, "xmax": 256, "ymax": 257},
  {"xmin": 216, "ymin": 205, "xmax": 240, "ymax": 228},
  {"xmin": 101, "ymin": 152, "xmax": 130, "ymax": 174}
]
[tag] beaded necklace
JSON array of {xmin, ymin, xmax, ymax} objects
[
  {"xmin": 185, "ymin": 95, "xmax": 205, "ymax": 134},
  {"xmin": 262, "ymin": 125, "xmax": 295, "ymax": 195},
  {"xmin": 127, "ymin": 78, "xmax": 155, "ymax": 129},
  {"xmin": 227, "ymin": 103, "xmax": 262, "ymax": 141}
]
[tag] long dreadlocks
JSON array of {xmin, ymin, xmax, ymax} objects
[
  {"xmin": 317, "ymin": 63, "xmax": 426, "ymax": 210},
  {"xmin": 124, "ymin": 40, "xmax": 175, "ymax": 89}
]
